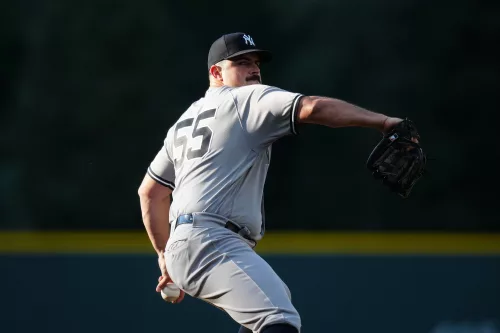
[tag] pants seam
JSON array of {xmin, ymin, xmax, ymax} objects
[{"xmin": 208, "ymin": 232, "xmax": 285, "ymax": 329}]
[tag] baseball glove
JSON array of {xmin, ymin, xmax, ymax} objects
[{"xmin": 366, "ymin": 118, "xmax": 426, "ymax": 198}]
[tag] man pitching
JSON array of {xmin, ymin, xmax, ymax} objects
[{"xmin": 138, "ymin": 32, "xmax": 404, "ymax": 333}]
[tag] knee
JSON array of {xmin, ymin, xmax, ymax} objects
[
  {"xmin": 282, "ymin": 282, "xmax": 292, "ymax": 301},
  {"xmin": 261, "ymin": 323, "xmax": 299, "ymax": 333}
]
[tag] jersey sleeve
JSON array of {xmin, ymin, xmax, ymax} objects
[
  {"xmin": 232, "ymin": 85, "xmax": 303, "ymax": 149},
  {"xmin": 147, "ymin": 129, "xmax": 176, "ymax": 190}
]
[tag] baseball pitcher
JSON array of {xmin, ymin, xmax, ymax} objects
[{"xmin": 138, "ymin": 32, "xmax": 425, "ymax": 333}]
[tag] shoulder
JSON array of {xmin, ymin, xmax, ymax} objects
[
  {"xmin": 233, "ymin": 84, "xmax": 284, "ymax": 94},
  {"xmin": 230, "ymin": 84, "xmax": 291, "ymax": 100}
]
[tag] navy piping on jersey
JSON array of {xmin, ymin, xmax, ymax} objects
[
  {"xmin": 290, "ymin": 94, "xmax": 304, "ymax": 135},
  {"xmin": 147, "ymin": 167, "xmax": 175, "ymax": 190}
]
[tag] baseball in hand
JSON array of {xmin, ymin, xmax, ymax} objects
[{"xmin": 161, "ymin": 283, "xmax": 181, "ymax": 302}]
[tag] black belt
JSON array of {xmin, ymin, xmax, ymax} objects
[{"xmin": 175, "ymin": 214, "xmax": 255, "ymax": 242}]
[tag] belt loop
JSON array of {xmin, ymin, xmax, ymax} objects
[{"xmin": 238, "ymin": 226, "xmax": 251, "ymax": 238}]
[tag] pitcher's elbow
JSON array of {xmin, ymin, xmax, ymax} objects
[{"xmin": 296, "ymin": 96, "xmax": 321, "ymax": 124}]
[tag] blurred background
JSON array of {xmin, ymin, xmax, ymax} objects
[{"xmin": 1, "ymin": 0, "xmax": 499, "ymax": 332}]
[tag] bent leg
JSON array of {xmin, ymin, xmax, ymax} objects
[
  {"xmin": 185, "ymin": 228, "xmax": 300, "ymax": 332},
  {"xmin": 166, "ymin": 225, "xmax": 301, "ymax": 333}
]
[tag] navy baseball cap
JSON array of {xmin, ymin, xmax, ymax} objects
[{"xmin": 207, "ymin": 32, "xmax": 272, "ymax": 70}]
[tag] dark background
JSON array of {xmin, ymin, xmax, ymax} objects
[
  {"xmin": 2, "ymin": 255, "xmax": 499, "ymax": 333},
  {"xmin": 2, "ymin": 2, "xmax": 499, "ymax": 332},
  {"xmin": 2, "ymin": 0, "xmax": 499, "ymax": 231}
]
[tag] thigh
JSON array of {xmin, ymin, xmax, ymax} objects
[
  {"xmin": 206, "ymin": 248, "xmax": 300, "ymax": 332},
  {"xmin": 167, "ymin": 226, "xmax": 301, "ymax": 333}
]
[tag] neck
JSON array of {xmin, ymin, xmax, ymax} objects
[{"xmin": 209, "ymin": 81, "xmax": 224, "ymax": 88}]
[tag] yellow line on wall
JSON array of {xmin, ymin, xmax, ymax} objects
[
  {"xmin": 0, "ymin": 231, "xmax": 499, "ymax": 255},
  {"xmin": 256, "ymin": 232, "xmax": 500, "ymax": 255}
]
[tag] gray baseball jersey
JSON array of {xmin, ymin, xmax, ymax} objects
[{"xmin": 148, "ymin": 84, "xmax": 303, "ymax": 241}]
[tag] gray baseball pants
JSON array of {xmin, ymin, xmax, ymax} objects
[{"xmin": 164, "ymin": 213, "xmax": 301, "ymax": 333}]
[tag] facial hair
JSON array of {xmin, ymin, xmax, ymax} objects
[{"xmin": 246, "ymin": 75, "xmax": 261, "ymax": 83}]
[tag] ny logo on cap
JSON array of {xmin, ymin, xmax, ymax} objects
[{"xmin": 242, "ymin": 34, "xmax": 255, "ymax": 46}]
